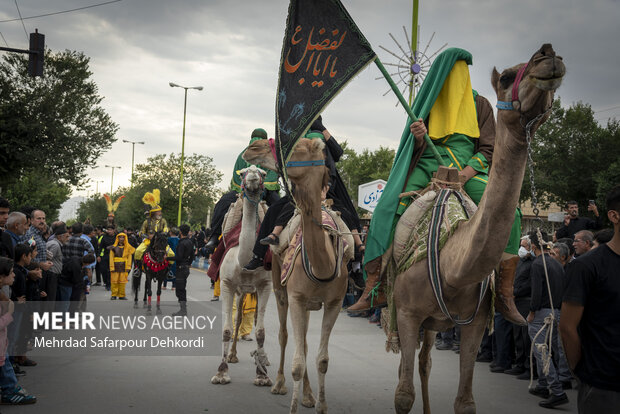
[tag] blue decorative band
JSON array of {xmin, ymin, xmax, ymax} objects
[
  {"xmin": 286, "ymin": 160, "xmax": 325, "ymax": 167},
  {"xmin": 496, "ymin": 100, "xmax": 514, "ymax": 110}
]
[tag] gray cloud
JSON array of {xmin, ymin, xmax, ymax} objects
[{"xmin": 1, "ymin": 0, "xmax": 618, "ymax": 196}]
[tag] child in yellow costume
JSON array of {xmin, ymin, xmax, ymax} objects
[
  {"xmin": 109, "ymin": 233, "xmax": 136, "ymax": 300},
  {"xmin": 232, "ymin": 293, "xmax": 257, "ymax": 341}
]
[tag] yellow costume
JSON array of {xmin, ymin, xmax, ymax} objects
[
  {"xmin": 109, "ymin": 233, "xmax": 136, "ymax": 298},
  {"xmin": 140, "ymin": 189, "xmax": 169, "ymax": 236},
  {"xmin": 233, "ymin": 293, "xmax": 257, "ymax": 339}
]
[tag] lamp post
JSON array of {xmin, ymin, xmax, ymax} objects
[
  {"xmin": 104, "ymin": 165, "xmax": 121, "ymax": 194},
  {"xmin": 122, "ymin": 139, "xmax": 145, "ymax": 188},
  {"xmin": 95, "ymin": 180, "xmax": 104, "ymax": 195},
  {"xmin": 169, "ymin": 82, "xmax": 203, "ymax": 226}
]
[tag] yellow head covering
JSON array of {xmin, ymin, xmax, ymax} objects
[{"xmin": 428, "ymin": 60, "xmax": 480, "ymax": 140}]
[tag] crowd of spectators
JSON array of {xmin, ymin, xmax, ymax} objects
[
  {"xmin": 463, "ymin": 192, "xmax": 619, "ymax": 411},
  {"xmin": 0, "ymin": 196, "xmax": 212, "ymax": 406}
]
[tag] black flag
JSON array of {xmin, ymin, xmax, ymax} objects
[{"xmin": 276, "ymin": 0, "xmax": 376, "ymax": 176}]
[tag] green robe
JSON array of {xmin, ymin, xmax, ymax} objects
[{"xmin": 231, "ymin": 150, "xmax": 280, "ymax": 192}]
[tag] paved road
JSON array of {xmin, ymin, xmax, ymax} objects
[{"xmin": 8, "ymin": 268, "xmax": 577, "ymax": 413}]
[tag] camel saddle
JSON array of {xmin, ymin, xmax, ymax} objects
[
  {"xmin": 276, "ymin": 205, "xmax": 354, "ymax": 286},
  {"xmin": 221, "ymin": 195, "xmax": 268, "ymax": 239}
]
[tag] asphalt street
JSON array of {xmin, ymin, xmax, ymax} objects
[{"xmin": 7, "ymin": 267, "xmax": 577, "ymax": 413}]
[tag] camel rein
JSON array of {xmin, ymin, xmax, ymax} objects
[{"xmin": 498, "ymin": 89, "xmax": 556, "ymax": 386}]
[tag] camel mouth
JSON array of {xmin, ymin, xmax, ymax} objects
[{"xmin": 531, "ymin": 76, "xmax": 563, "ymax": 91}]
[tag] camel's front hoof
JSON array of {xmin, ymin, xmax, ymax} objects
[
  {"xmin": 210, "ymin": 372, "xmax": 231, "ymax": 385},
  {"xmin": 156, "ymin": 307, "xmax": 162, "ymax": 315},
  {"xmin": 395, "ymin": 391, "xmax": 414, "ymax": 414},
  {"xmin": 315, "ymin": 401, "xmax": 327, "ymax": 414},
  {"xmin": 271, "ymin": 377, "xmax": 288, "ymax": 395},
  {"xmin": 227, "ymin": 354, "xmax": 239, "ymax": 364},
  {"xmin": 302, "ymin": 393, "xmax": 316, "ymax": 408},
  {"xmin": 254, "ymin": 375, "xmax": 272, "ymax": 387},
  {"xmin": 133, "ymin": 302, "xmax": 139, "ymax": 309}
]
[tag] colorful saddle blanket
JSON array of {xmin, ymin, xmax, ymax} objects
[{"xmin": 280, "ymin": 208, "xmax": 347, "ymax": 286}]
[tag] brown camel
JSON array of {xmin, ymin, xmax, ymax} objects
[
  {"xmin": 243, "ymin": 138, "xmax": 354, "ymax": 414},
  {"xmin": 390, "ymin": 44, "xmax": 565, "ymax": 414}
]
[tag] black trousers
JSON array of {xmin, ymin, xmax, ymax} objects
[
  {"xmin": 41, "ymin": 270, "xmax": 59, "ymax": 306},
  {"xmin": 101, "ymin": 257, "xmax": 111, "ymax": 288},
  {"xmin": 175, "ymin": 266, "xmax": 190, "ymax": 303},
  {"xmin": 209, "ymin": 189, "xmax": 281, "ymax": 240},
  {"xmin": 252, "ymin": 196, "xmax": 293, "ymax": 259},
  {"xmin": 514, "ymin": 297, "xmax": 533, "ymax": 369},
  {"xmin": 95, "ymin": 260, "xmax": 103, "ymax": 284}
]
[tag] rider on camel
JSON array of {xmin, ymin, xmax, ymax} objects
[
  {"xmin": 204, "ymin": 128, "xmax": 281, "ymax": 254},
  {"xmin": 348, "ymin": 48, "xmax": 525, "ymax": 326}
]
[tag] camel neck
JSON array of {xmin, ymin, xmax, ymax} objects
[
  {"xmin": 443, "ymin": 119, "xmax": 528, "ymax": 288},
  {"xmin": 300, "ymin": 203, "xmax": 337, "ymax": 279},
  {"xmin": 238, "ymin": 194, "xmax": 260, "ymax": 266}
]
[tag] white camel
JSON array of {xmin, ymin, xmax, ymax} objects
[{"xmin": 211, "ymin": 165, "xmax": 273, "ymax": 386}]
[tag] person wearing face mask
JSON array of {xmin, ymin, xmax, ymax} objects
[{"xmin": 507, "ymin": 236, "xmax": 536, "ymax": 378}]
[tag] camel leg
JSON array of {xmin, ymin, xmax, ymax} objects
[
  {"xmin": 288, "ymin": 300, "xmax": 310, "ymax": 414},
  {"xmin": 253, "ymin": 283, "xmax": 273, "ymax": 386},
  {"xmin": 453, "ymin": 321, "xmax": 486, "ymax": 414},
  {"xmin": 211, "ymin": 281, "xmax": 235, "ymax": 385},
  {"xmin": 271, "ymin": 259, "xmax": 289, "ymax": 395},
  {"xmin": 301, "ymin": 311, "xmax": 316, "ymax": 408},
  {"xmin": 227, "ymin": 294, "xmax": 244, "ymax": 364},
  {"xmin": 314, "ymin": 301, "xmax": 341, "ymax": 414},
  {"xmin": 419, "ymin": 329, "xmax": 435, "ymax": 414},
  {"xmin": 394, "ymin": 309, "xmax": 422, "ymax": 414}
]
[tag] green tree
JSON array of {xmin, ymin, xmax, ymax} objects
[
  {"xmin": 0, "ymin": 48, "xmax": 118, "ymax": 213},
  {"xmin": 338, "ymin": 141, "xmax": 395, "ymax": 211},
  {"xmin": 2, "ymin": 171, "xmax": 71, "ymax": 220},
  {"xmin": 77, "ymin": 153, "xmax": 223, "ymax": 228},
  {"xmin": 76, "ymin": 195, "xmax": 108, "ymax": 225},
  {"xmin": 519, "ymin": 99, "xmax": 620, "ymax": 218}
]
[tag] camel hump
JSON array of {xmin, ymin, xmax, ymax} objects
[{"xmin": 222, "ymin": 196, "xmax": 244, "ymax": 238}]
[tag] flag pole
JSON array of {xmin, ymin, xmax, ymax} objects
[{"xmin": 374, "ymin": 57, "xmax": 447, "ymax": 166}]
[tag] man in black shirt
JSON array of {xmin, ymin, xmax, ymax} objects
[
  {"xmin": 98, "ymin": 225, "xmax": 116, "ymax": 291},
  {"xmin": 560, "ymin": 185, "xmax": 620, "ymax": 413},
  {"xmin": 526, "ymin": 230, "xmax": 569, "ymax": 408},
  {"xmin": 173, "ymin": 224, "xmax": 195, "ymax": 316},
  {"xmin": 555, "ymin": 200, "xmax": 602, "ymax": 240}
]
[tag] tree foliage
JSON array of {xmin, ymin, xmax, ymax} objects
[
  {"xmin": 0, "ymin": 49, "xmax": 118, "ymax": 188},
  {"xmin": 337, "ymin": 141, "xmax": 395, "ymax": 211},
  {"xmin": 2, "ymin": 171, "xmax": 71, "ymax": 220},
  {"xmin": 0, "ymin": 48, "xmax": 118, "ymax": 219},
  {"xmin": 519, "ymin": 99, "xmax": 620, "ymax": 216},
  {"xmin": 77, "ymin": 153, "xmax": 222, "ymax": 228}
]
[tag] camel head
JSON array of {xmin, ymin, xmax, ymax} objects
[
  {"xmin": 492, "ymin": 43, "xmax": 565, "ymax": 133},
  {"xmin": 286, "ymin": 138, "xmax": 330, "ymax": 213},
  {"xmin": 242, "ymin": 139, "xmax": 277, "ymax": 172},
  {"xmin": 238, "ymin": 165, "xmax": 266, "ymax": 197}
]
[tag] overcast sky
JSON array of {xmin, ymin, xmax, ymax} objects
[{"xmin": 1, "ymin": 0, "xmax": 619, "ymax": 197}]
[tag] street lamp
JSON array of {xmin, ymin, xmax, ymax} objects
[
  {"xmin": 122, "ymin": 139, "xmax": 145, "ymax": 188},
  {"xmin": 104, "ymin": 165, "xmax": 121, "ymax": 194},
  {"xmin": 95, "ymin": 180, "xmax": 104, "ymax": 195},
  {"xmin": 169, "ymin": 82, "xmax": 203, "ymax": 226}
]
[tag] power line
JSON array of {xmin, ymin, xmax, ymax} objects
[
  {"xmin": 14, "ymin": 0, "xmax": 29, "ymax": 43},
  {"xmin": 594, "ymin": 104, "xmax": 620, "ymax": 114},
  {"xmin": 0, "ymin": 0, "xmax": 122, "ymax": 24},
  {"xmin": 0, "ymin": 31, "xmax": 8, "ymax": 47}
]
